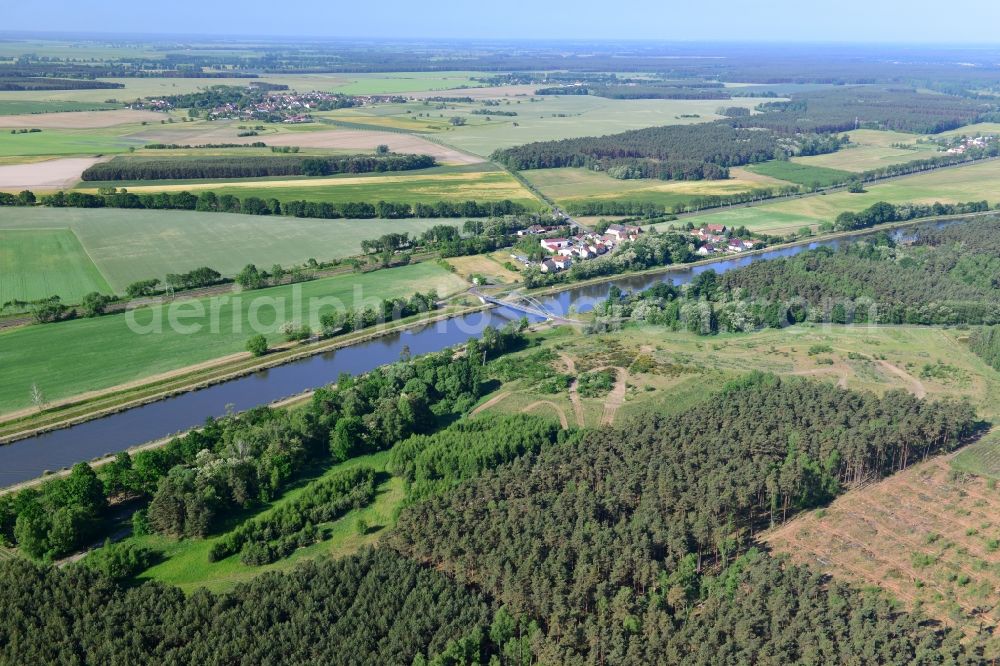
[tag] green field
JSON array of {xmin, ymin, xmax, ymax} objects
[
  {"xmin": 0, "ymin": 101, "xmax": 121, "ymax": 115},
  {"xmin": 0, "ymin": 207, "xmax": 467, "ymax": 296},
  {"xmin": 0, "ymin": 261, "xmax": 467, "ymax": 413},
  {"xmin": 78, "ymin": 164, "xmax": 541, "ymax": 209},
  {"xmin": 0, "ymin": 229, "xmax": 111, "ymax": 303},
  {"xmin": 523, "ymin": 166, "xmax": 787, "ymax": 210},
  {"xmin": 0, "ymin": 128, "xmax": 142, "ymax": 157},
  {"xmin": 128, "ymin": 450, "xmax": 403, "ymax": 593},
  {"xmin": 664, "ymin": 158, "xmax": 1000, "ymax": 233},
  {"xmin": 745, "ymin": 160, "xmax": 854, "ymax": 187},
  {"xmin": 791, "ymin": 129, "xmax": 941, "ymax": 172}
]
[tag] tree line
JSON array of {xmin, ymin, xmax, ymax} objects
[
  {"xmin": 81, "ymin": 153, "xmax": 436, "ymax": 181},
  {"xmin": 970, "ymin": 325, "xmax": 1000, "ymax": 371},
  {"xmin": 14, "ymin": 188, "xmax": 530, "ymax": 219}
]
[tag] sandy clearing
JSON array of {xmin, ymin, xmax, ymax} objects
[
  {"xmin": 0, "ymin": 157, "xmax": 104, "ymax": 191},
  {"xmin": 791, "ymin": 366, "xmax": 850, "ymax": 389},
  {"xmin": 876, "ymin": 360, "xmax": 927, "ymax": 399},
  {"xmin": 559, "ymin": 353, "xmax": 587, "ymax": 427},
  {"xmin": 0, "ymin": 109, "xmax": 165, "ymax": 129},
  {"xmin": 600, "ymin": 367, "xmax": 629, "ymax": 426},
  {"xmin": 265, "ymin": 129, "xmax": 485, "ymax": 164}
]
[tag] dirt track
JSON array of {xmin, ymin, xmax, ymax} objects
[
  {"xmin": 521, "ymin": 400, "xmax": 569, "ymax": 430},
  {"xmin": 599, "ymin": 368, "xmax": 629, "ymax": 426},
  {"xmin": 0, "ymin": 110, "xmax": 164, "ymax": 129},
  {"xmin": 0, "ymin": 157, "xmax": 103, "ymax": 191},
  {"xmin": 876, "ymin": 360, "xmax": 927, "ymax": 399},
  {"xmin": 264, "ymin": 129, "xmax": 484, "ymax": 164}
]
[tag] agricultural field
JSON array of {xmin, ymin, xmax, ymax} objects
[
  {"xmin": 0, "ymin": 109, "xmax": 164, "ymax": 129},
  {"xmin": 934, "ymin": 123, "xmax": 1000, "ymax": 139},
  {"xmin": 523, "ymin": 166, "xmax": 788, "ymax": 211},
  {"xmin": 791, "ymin": 129, "xmax": 941, "ymax": 172},
  {"xmin": 0, "ymin": 127, "xmax": 144, "ymax": 157},
  {"xmin": 78, "ymin": 164, "xmax": 541, "ymax": 209},
  {"xmin": 262, "ymin": 127, "xmax": 484, "ymax": 164},
  {"xmin": 0, "ymin": 101, "xmax": 121, "ymax": 115},
  {"xmin": 0, "ymin": 229, "xmax": 112, "ymax": 303},
  {"xmin": 130, "ymin": 450, "xmax": 403, "ymax": 593},
  {"xmin": 0, "ymin": 207, "xmax": 461, "ymax": 296},
  {"xmin": 0, "ymin": 72, "xmax": 485, "ymax": 107},
  {"xmin": 444, "ymin": 250, "xmax": 522, "ymax": 285},
  {"xmin": 478, "ymin": 323, "xmax": 1000, "ymax": 429},
  {"xmin": 0, "ymin": 261, "xmax": 467, "ymax": 413},
  {"xmin": 765, "ymin": 455, "xmax": 1000, "ymax": 653},
  {"xmin": 430, "ymin": 95, "xmax": 782, "ymax": 157},
  {"xmin": 667, "ymin": 157, "xmax": 1000, "ymax": 233},
  {"xmin": 0, "ymin": 156, "xmax": 104, "ymax": 191},
  {"xmin": 745, "ymin": 160, "xmax": 854, "ymax": 187}
]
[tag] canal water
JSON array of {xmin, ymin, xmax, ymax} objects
[{"xmin": 0, "ymin": 225, "xmax": 929, "ymax": 486}]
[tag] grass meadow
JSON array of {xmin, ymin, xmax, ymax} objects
[
  {"xmin": 791, "ymin": 129, "xmax": 941, "ymax": 172},
  {"xmin": 0, "ymin": 262, "xmax": 467, "ymax": 413},
  {"xmin": 0, "ymin": 207, "xmax": 465, "ymax": 296},
  {"xmin": 0, "ymin": 229, "xmax": 112, "ymax": 303},
  {"xmin": 664, "ymin": 158, "xmax": 1000, "ymax": 233}
]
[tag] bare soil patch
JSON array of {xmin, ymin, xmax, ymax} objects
[
  {"xmin": 0, "ymin": 110, "xmax": 164, "ymax": 129},
  {"xmin": 265, "ymin": 129, "xmax": 484, "ymax": 164},
  {"xmin": 765, "ymin": 455, "xmax": 1000, "ymax": 645},
  {"xmin": 0, "ymin": 157, "xmax": 104, "ymax": 191},
  {"xmin": 600, "ymin": 367, "xmax": 629, "ymax": 426}
]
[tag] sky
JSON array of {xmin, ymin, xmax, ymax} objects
[{"xmin": 5, "ymin": 0, "xmax": 1000, "ymax": 43}]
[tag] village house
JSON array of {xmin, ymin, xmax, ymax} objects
[
  {"xmin": 605, "ymin": 224, "xmax": 642, "ymax": 241},
  {"xmin": 540, "ymin": 237, "xmax": 571, "ymax": 252},
  {"xmin": 539, "ymin": 259, "xmax": 558, "ymax": 273},
  {"xmin": 552, "ymin": 255, "xmax": 573, "ymax": 270},
  {"xmin": 517, "ymin": 224, "xmax": 548, "ymax": 236},
  {"xmin": 697, "ymin": 244, "xmax": 716, "ymax": 256}
]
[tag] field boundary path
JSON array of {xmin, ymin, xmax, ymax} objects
[
  {"xmin": 470, "ymin": 391, "xmax": 511, "ymax": 416},
  {"xmin": 875, "ymin": 360, "xmax": 927, "ymax": 399},
  {"xmin": 599, "ymin": 367, "xmax": 629, "ymax": 426},
  {"xmin": 521, "ymin": 400, "xmax": 569, "ymax": 430},
  {"xmin": 559, "ymin": 353, "xmax": 586, "ymax": 427}
]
